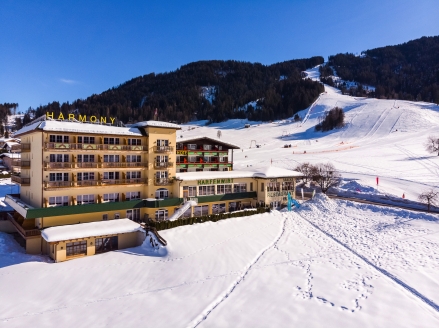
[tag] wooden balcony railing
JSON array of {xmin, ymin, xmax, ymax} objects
[
  {"xmin": 153, "ymin": 146, "xmax": 174, "ymax": 153},
  {"xmin": 11, "ymin": 143, "xmax": 31, "ymax": 152},
  {"xmin": 11, "ymin": 176, "xmax": 30, "ymax": 185},
  {"xmin": 44, "ymin": 178, "xmax": 148, "ymax": 189},
  {"xmin": 43, "ymin": 162, "xmax": 148, "ymax": 170},
  {"xmin": 6, "ymin": 213, "xmax": 40, "ymax": 238},
  {"xmin": 153, "ymin": 162, "xmax": 173, "ymax": 169},
  {"xmin": 154, "ymin": 178, "xmax": 172, "ymax": 186},
  {"xmin": 44, "ymin": 143, "xmax": 148, "ymax": 151}
]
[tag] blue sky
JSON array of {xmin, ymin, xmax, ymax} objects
[{"xmin": 1, "ymin": 0, "xmax": 438, "ymax": 111}]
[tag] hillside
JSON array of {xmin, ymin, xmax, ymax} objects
[
  {"xmin": 32, "ymin": 57, "xmax": 324, "ymax": 124},
  {"xmin": 324, "ymin": 36, "xmax": 439, "ymax": 102}
]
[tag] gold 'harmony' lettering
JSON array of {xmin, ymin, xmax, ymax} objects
[{"xmin": 45, "ymin": 112, "xmax": 117, "ymax": 125}]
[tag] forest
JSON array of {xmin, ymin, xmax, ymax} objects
[
  {"xmin": 31, "ymin": 57, "xmax": 324, "ymax": 124},
  {"xmin": 326, "ymin": 36, "xmax": 439, "ymax": 103}
]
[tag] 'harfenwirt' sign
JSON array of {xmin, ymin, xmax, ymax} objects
[
  {"xmin": 197, "ymin": 178, "xmax": 234, "ymax": 185},
  {"xmin": 46, "ymin": 112, "xmax": 116, "ymax": 124}
]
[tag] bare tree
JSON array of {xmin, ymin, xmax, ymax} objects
[
  {"xmin": 425, "ymin": 136, "xmax": 439, "ymax": 156},
  {"xmin": 312, "ymin": 162, "xmax": 341, "ymax": 194},
  {"xmin": 295, "ymin": 162, "xmax": 317, "ymax": 183},
  {"xmin": 217, "ymin": 130, "xmax": 222, "ymax": 139},
  {"xmin": 418, "ymin": 189, "xmax": 439, "ymax": 212}
]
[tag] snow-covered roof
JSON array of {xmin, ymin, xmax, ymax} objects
[
  {"xmin": 41, "ymin": 218, "xmax": 143, "ymax": 242},
  {"xmin": 177, "ymin": 136, "xmax": 240, "ymax": 149},
  {"xmin": 252, "ymin": 166, "xmax": 303, "ymax": 178},
  {"xmin": 15, "ymin": 119, "xmax": 181, "ymax": 136},
  {"xmin": 4, "ymin": 141, "xmax": 19, "ymax": 148},
  {"xmin": 176, "ymin": 166, "xmax": 302, "ymax": 181},
  {"xmin": 130, "ymin": 121, "xmax": 181, "ymax": 129}
]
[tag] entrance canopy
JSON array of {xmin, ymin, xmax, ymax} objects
[{"xmin": 41, "ymin": 219, "xmax": 143, "ymax": 242}]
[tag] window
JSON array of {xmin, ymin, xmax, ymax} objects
[
  {"xmin": 66, "ymin": 241, "xmax": 87, "ymax": 257},
  {"xmin": 95, "ymin": 237, "xmax": 118, "ymax": 253},
  {"xmin": 229, "ymin": 202, "xmax": 241, "ymax": 212},
  {"xmin": 104, "ymin": 137, "xmax": 120, "ymax": 145},
  {"xmin": 203, "ymin": 144, "xmax": 212, "ymax": 150},
  {"xmin": 261, "ymin": 183, "xmax": 265, "ymax": 192},
  {"xmin": 103, "ymin": 214, "xmax": 108, "ymax": 221},
  {"xmin": 198, "ymin": 185, "xmax": 215, "ymax": 196},
  {"xmin": 155, "ymin": 188, "xmax": 169, "ymax": 199},
  {"xmin": 183, "ymin": 186, "xmax": 197, "ymax": 197},
  {"xmin": 126, "ymin": 191, "xmax": 141, "ymax": 200},
  {"xmin": 157, "ymin": 139, "xmax": 169, "ymax": 147},
  {"xmin": 267, "ymin": 182, "xmax": 280, "ymax": 192},
  {"xmin": 155, "ymin": 209, "xmax": 168, "ymax": 221},
  {"xmin": 103, "ymin": 193, "xmax": 119, "ymax": 202},
  {"xmin": 188, "ymin": 156, "xmax": 197, "ymax": 162},
  {"xmin": 127, "ymin": 208, "xmax": 140, "ymax": 221},
  {"xmin": 49, "ymin": 135, "xmax": 69, "ymax": 143},
  {"xmin": 187, "ymin": 144, "xmax": 197, "ymax": 150},
  {"xmin": 77, "ymin": 154, "xmax": 95, "ymax": 162},
  {"xmin": 103, "ymin": 172, "xmax": 120, "ymax": 180},
  {"xmin": 212, "ymin": 203, "xmax": 226, "ymax": 214},
  {"xmin": 49, "ymin": 154, "xmax": 69, "ymax": 162},
  {"xmin": 49, "ymin": 173, "xmax": 68, "ymax": 181},
  {"xmin": 250, "ymin": 182, "xmax": 253, "ymax": 191},
  {"xmin": 77, "ymin": 172, "xmax": 95, "ymax": 181},
  {"xmin": 127, "ymin": 155, "xmax": 141, "ymax": 162},
  {"xmin": 48, "ymin": 196, "xmax": 69, "ymax": 207},
  {"xmin": 193, "ymin": 205, "xmax": 209, "ymax": 216},
  {"xmin": 156, "ymin": 155, "xmax": 168, "ymax": 163},
  {"xmin": 234, "ymin": 183, "xmax": 247, "ymax": 193},
  {"xmin": 128, "ymin": 138, "xmax": 141, "ymax": 145},
  {"xmin": 103, "ymin": 155, "xmax": 120, "ymax": 162},
  {"xmin": 217, "ymin": 185, "xmax": 232, "ymax": 194},
  {"xmin": 77, "ymin": 136, "xmax": 95, "ymax": 144},
  {"xmin": 282, "ymin": 181, "xmax": 294, "ymax": 191},
  {"xmin": 77, "ymin": 194, "xmax": 95, "ymax": 205},
  {"xmin": 126, "ymin": 171, "xmax": 141, "ymax": 179},
  {"xmin": 155, "ymin": 171, "xmax": 168, "ymax": 179}
]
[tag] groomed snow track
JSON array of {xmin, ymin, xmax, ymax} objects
[{"xmin": 294, "ymin": 212, "xmax": 439, "ymax": 314}]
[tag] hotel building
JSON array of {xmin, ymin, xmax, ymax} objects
[{"xmin": 4, "ymin": 116, "xmax": 301, "ymax": 262}]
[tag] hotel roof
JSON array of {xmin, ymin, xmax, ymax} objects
[
  {"xmin": 177, "ymin": 136, "xmax": 240, "ymax": 149},
  {"xmin": 15, "ymin": 119, "xmax": 180, "ymax": 137},
  {"xmin": 176, "ymin": 166, "xmax": 302, "ymax": 181}
]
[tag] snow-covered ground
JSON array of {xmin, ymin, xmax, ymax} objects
[{"xmin": 1, "ymin": 66, "xmax": 439, "ymax": 327}]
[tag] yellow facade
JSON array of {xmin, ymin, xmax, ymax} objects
[{"xmin": 5, "ymin": 118, "xmax": 301, "ymax": 260}]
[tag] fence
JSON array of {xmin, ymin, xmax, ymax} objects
[{"xmin": 148, "ymin": 207, "xmax": 271, "ymax": 231}]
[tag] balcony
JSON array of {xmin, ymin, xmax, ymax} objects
[
  {"xmin": 11, "ymin": 176, "xmax": 30, "ymax": 185},
  {"xmin": 11, "ymin": 143, "xmax": 31, "ymax": 152},
  {"xmin": 154, "ymin": 161, "xmax": 173, "ymax": 169},
  {"xmin": 6, "ymin": 213, "xmax": 40, "ymax": 238},
  {"xmin": 12, "ymin": 160, "xmax": 31, "ymax": 168},
  {"xmin": 154, "ymin": 178, "xmax": 172, "ymax": 186},
  {"xmin": 100, "ymin": 178, "xmax": 147, "ymax": 186},
  {"xmin": 44, "ymin": 143, "xmax": 148, "ymax": 152},
  {"xmin": 153, "ymin": 146, "xmax": 174, "ymax": 153},
  {"xmin": 43, "ymin": 178, "xmax": 148, "ymax": 189},
  {"xmin": 43, "ymin": 162, "xmax": 149, "ymax": 170}
]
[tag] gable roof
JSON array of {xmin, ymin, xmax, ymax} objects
[{"xmin": 177, "ymin": 136, "xmax": 240, "ymax": 149}]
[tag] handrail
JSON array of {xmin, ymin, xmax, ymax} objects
[
  {"xmin": 144, "ymin": 225, "xmax": 167, "ymax": 246},
  {"xmin": 43, "ymin": 162, "xmax": 148, "ymax": 169},
  {"xmin": 44, "ymin": 178, "xmax": 148, "ymax": 188},
  {"xmin": 154, "ymin": 178, "xmax": 172, "ymax": 186},
  {"xmin": 6, "ymin": 213, "xmax": 41, "ymax": 237},
  {"xmin": 11, "ymin": 176, "xmax": 31, "ymax": 185},
  {"xmin": 153, "ymin": 162, "xmax": 174, "ymax": 168},
  {"xmin": 44, "ymin": 143, "xmax": 148, "ymax": 151},
  {"xmin": 153, "ymin": 146, "xmax": 174, "ymax": 153}
]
